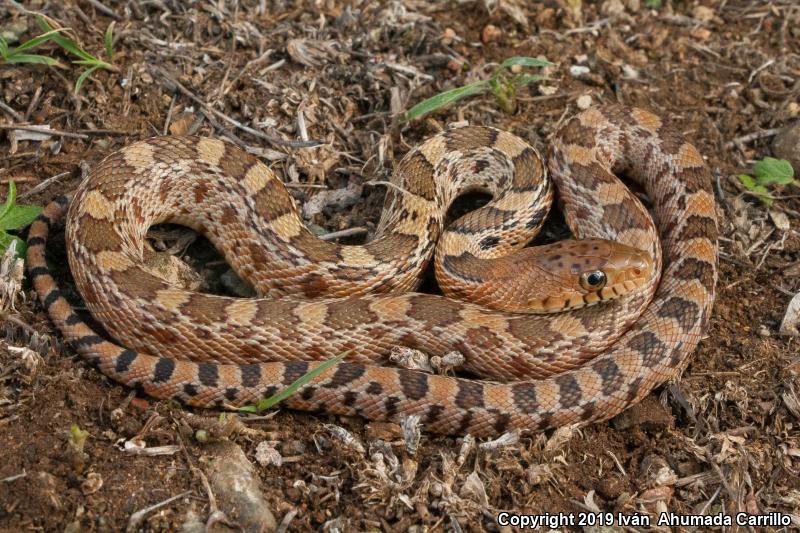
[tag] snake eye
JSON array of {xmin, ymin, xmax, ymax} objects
[{"xmin": 580, "ymin": 270, "xmax": 607, "ymax": 291}]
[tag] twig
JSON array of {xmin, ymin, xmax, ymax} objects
[
  {"xmin": 4, "ymin": 314, "xmax": 37, "ymax": 335},
  {"xmin": 85, "ymin": 0, "xmax": 121, "ymax": 20},
  {"xmin": 1, "ymin": 471, "xmax": 27, "ymax": 483},
  {"xmin": 163, "ymin": 94, "xmax": 177, "ymax": 136},
  {"xmin": 320, "ymin": 227, "xmax": 369, "ymax": 241},
  {"xmin": 0, "ymin": 100, "xmax": 24, "ymax": 122},
  {"xmin": 154, "ymin": 67, "xmax": 322, "ymax": 148},
  {"xmin": 24, "ymin": 87, "xmax": 43, "ymax": 122},
  {"xmin": 0, "ymin": 125, "xmax": 89, "ymax": 140},
  {"xmin": 126, "ymin": 491, "xmax": 192, "ymax": 532},
  {"xmin": 18, "ymin": 171, "xmax": 71, "ymax": 200},
  {"xmin": 748, "ymin": 58, "xmax": 775, "ymax": 84},
  {"xmin": 276, "ymin": 509, "xmax": 299, "ymax": 533},
  {"xmin": 723, "ymin": 127, "xmax": 782, "ymax": 150}
]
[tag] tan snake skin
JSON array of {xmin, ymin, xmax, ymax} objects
[{"xmin": 26, "ymin": 106, "xmax": 718, "ymax": 437}]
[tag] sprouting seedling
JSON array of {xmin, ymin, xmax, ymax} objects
[
  {"xmin": 104, "ymin": 21, "xmax": 115, "ymax": 61},
  {"xmin": 68, "ymin": 424, "xmax": 90, "ymax": 454},
  {"xmin": 0, "ymin": 181, "xmax": 43, "ymax": 259},
  {"xmin": 0, "ymin": 16, "xmax": 117, "ymax": 94},
  {"xmin": 404, "ymin": 56, "xmax": 551, "ymax": 122},
  {"xmin": 737, "ymin": 157, "xmax": 797, "ymax": 206},
  {"xmin": 0, "ymin": 26, "xmax": 69, "ymax": 67},
  {"xmin": 238, "ymin": 351, "xmax": 350, "ymax": 413},
  {"xmin": 35, "ymin": 16, "xmax": 117, "ymax": 94}
]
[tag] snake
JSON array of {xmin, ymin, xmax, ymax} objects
[{"xmin": 25, "ymin": 106, "xmax": 718, "ymax": 437}]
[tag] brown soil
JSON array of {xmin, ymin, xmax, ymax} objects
[{"xmin": 1, "ymin": 1, "xmax": 799, "ymax": 531}]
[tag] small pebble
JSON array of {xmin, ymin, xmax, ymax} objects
[
  {"xmin": 481, "ymin": 24, "xmax": 502, "ymax": 44},
  {"xmin": 691, "ymin": 27, "xmax": 712, "ymax": 41},
  {"xmin": 597, "ymin": 475, "xmax": 624, "ymax": 499},
  {"xmin": 601, "ymin": 0, "xmax": 625, "ymax": 16},
  {"xmin": 692, "ymin": 5, "xmax": 715, "ymax": 22},
  {"xmin": 758, "ymin": 325, "xmax": 770, "ymax": 337},
  {"xmin": 576, "ymin": 94, "xmax": 593, "ymax": 110},
  {"xmin": 622, "ymin": 64, "xmax": 640, "ymax": 79},
  {"xmin": 441, "ymin": 27, "xmax": 457, "ymax": 46},
  {"xmin": 569, "ymin": 65, "xmax": 591, "ymax": 77}
]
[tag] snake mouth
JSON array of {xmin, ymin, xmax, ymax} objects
[{"xmin": 527, "ymin": 276, "xmax": 649, "ymax": 313}]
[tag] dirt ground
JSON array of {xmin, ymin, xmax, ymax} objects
[{"xmin": 1, "ymin": 0, "xmax": 799, "ymax": 531}]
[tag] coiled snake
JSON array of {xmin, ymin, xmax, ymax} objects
[{"xmin": 26, "ymin": 106, "xmax": 718, "ymax": 437}]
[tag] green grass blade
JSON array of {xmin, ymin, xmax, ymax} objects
[
  {"xmin": 37, "ymin": 16, "xmax": 96, "ymax": 62},
  {"xmin": 0, "ymin": 37, "xmax": 9, "ymax": 58},
  {"xmin": 73, "ymin": 59, "xmax": 112, "ymax": 68},
  {"xmin": 4, "ymin": 53, "xmax": 65, "ymax": 67},
  {"xmin": 12, "ymin": 28, "xmax": 70, "ymax": 53},
  {"xmin": 500, "ymin": 56, "xmax": 553, "ymax": 69},
  {"xmin": 74, "ymin": 65, "xmax": 101, "ymax": 94},
  {"xmin": 239, "ymin": 351, "xmax": 351, "ymax": 413},
  {"xmin": 1, "ymin": 181, "xmax": 17, "ymax": 221},
  {"xmin": 404, "ymin": 81, "xmax": 489, "ymax": 122},
  {"xmin": 104, "ymin": 21, "xmax": 115, "ymax": 60}
]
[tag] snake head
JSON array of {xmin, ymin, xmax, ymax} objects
[{"xmin": 523, "ymin": 239, "xmax": 654, "ymax": 313}]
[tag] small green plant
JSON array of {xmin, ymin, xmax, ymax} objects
[
  {"xmin": 0, "ymin": 26, "xmax": 68, "ymax": 67},
  {"xmin": 239, "ymin": 351, "xmax": 350, "ymax": 413},
  {"xmin": 737, "ymin": 157, "xmax": 797, "ymax": 205},
  {"xmin": 0, "ymin": 181, "xmax": 43, "ymax": 258},
  {"xmin": 104, "ymin": 21, "xmax": 115, "ymax": 61},
  {"xmin": 644, "ymin": 0, "xmax": 663, "ymax": 8},
  {"xmin": 404, "ymin": 56, "xmax": 551, "ymax": 121},
  {"xmin": 68, "ymin": 424, "xmax": 90, "ymax": 454},
  {"xmin": 0, "ymin": 16, "xmax": 116, "ymax": 94},
  {"xmin": 36, "ymin": 16, "xmax": 116, "ymax": 94}
]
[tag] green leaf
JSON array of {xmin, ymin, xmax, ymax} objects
[
  {"xmin": 752, "ymin": 157, "xmax": 794, "ymax": 186},
  {"xmin": 737, "ymin": 174, "xmax": 757, "ymax": 190},
  {"xmin": 404, "ymin": 81, "xmax": 490, "ymax": 122},
  {"xmin": 1, "ymin": 181, "xmax": 17, "ymax": 221},
  {"xmin": 0, "ymin": 204, "xmax": 43, "ymax": 231},
  {"xmin": 104, "ymin": 21, "xmax": 115, "ymax": 60},
  {"xmin": 500, "ymin": 56, "xmax": 553, "ymax": 70},
  {"xmin": 738, "ymin": 174, "xmax": 774, "ymax": 205},
  {"xmin": 0, "ymin": 37, "xmax": 9, "ymax": 59},
  {"xmin": 73, "ymin": 59, "xmax": 112, "ymax": 69},
  {"xmin": 4, "ymin": 53, "xmax": 65, "ymax": 66},
  {"xmin": 0, "ymin": 232, "xmax": 25, "ymax": 258},
  {"xmin": 37, "ymin": 16, "xmax": 96, "ymax": 63},
  {"xmin": 239, "ymin": 351, "xmax": 350, "ymax": 413},
  {"xmin": 74, "ymin": 65, "xmax": 101, "ymax": 94},
  {"xmin": 12, "ymin": 28, "xmax": 69, "ymax": 53}
]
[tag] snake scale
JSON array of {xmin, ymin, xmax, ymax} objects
[{"xmin": 26, "ymin": 106, "xmax": 718, "ymax": 437}]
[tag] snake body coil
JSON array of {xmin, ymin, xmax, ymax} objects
[{"xmin": 26, "ymin": 106, "xmax": 718, "ymax": 436}]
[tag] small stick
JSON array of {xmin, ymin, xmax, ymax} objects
[
  {"xmin": 18, "ymin": 171, "xmax": 71, "ymax": 200},
  {"xmin": 155, "ymin": 67, "xmax": 322, "ymax": 148},
  {"xmin": 0, "ymin": 100, "xmax": 23, "ymax": 122},
  {"xmin": 85, "ymin": 0, "xmax": 121, "ymax": 20},
  {"xmin": 0, "ymin": 124, "xmax": 89, "ymax": 140},
  {"xmin": 126, "ymin": 491, "xmax": 193, "ymax": 532},
  {"xmin": 24, "ymin": 87, "xmax": 42, "ymax": 122},
  {"xmin": 320, "ymin": 227, "xmax": 369, "ymax": 241},
  {"xmin": 723, "ymin": 127, "xmax": 782, "ymax": 150},
  {"xmin": 163, "ymin": 94, "xmax": 177, "ymax": 136}
]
